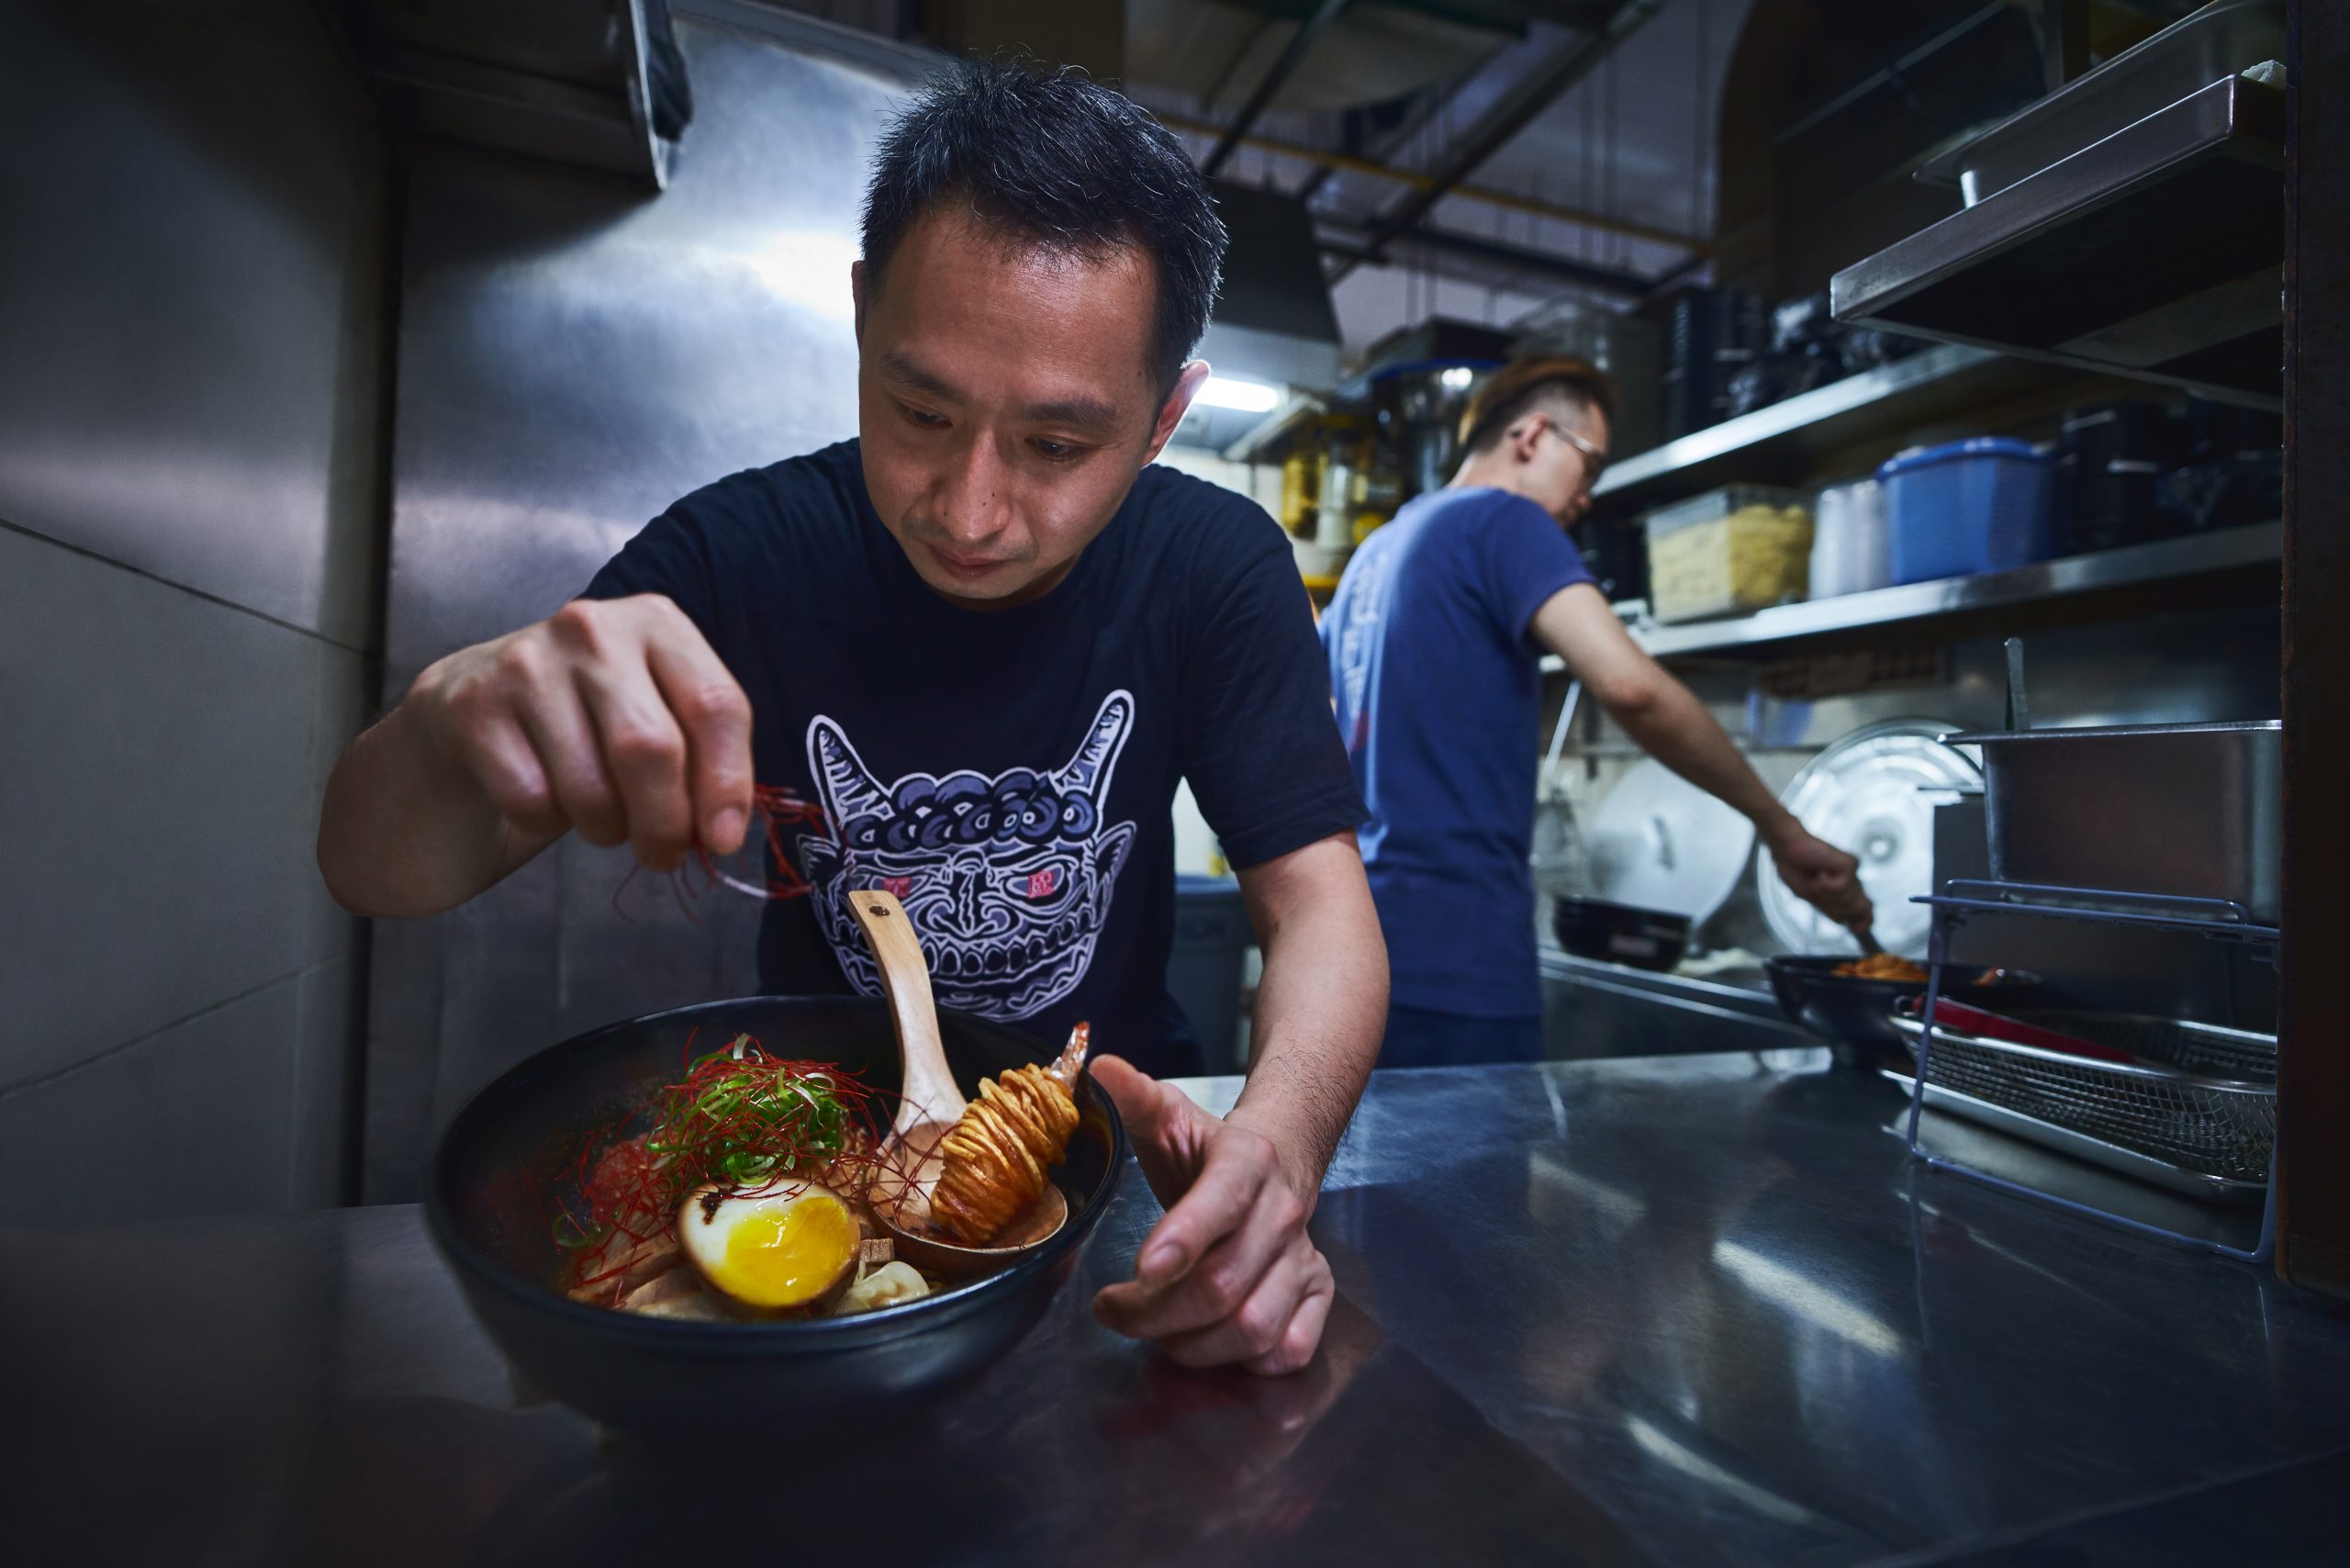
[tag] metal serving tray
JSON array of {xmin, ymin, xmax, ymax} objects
[
  {"xmin": 1893, "ymin": 1011, "xmax": 2276, "ymax": 1204},
  {"xmin": 1943, "ymin": 721, "xmax": 2281, "ymax": 923}
]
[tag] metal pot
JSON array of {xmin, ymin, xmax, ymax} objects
[
  {"xmin": 425, "ymin": 995, "xmax": 1125, "ymax": 1439},
  {"xmin": 1945, "ymin": 720, "xmax": 2281, "ymax": 921}
]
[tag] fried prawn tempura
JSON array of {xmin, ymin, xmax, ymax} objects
[{"xmin": 930, "ymin": 1023, "xmax": 1090, "ymax": 1245}]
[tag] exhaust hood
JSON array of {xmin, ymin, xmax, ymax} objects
[{"xmin": 325, "ymin": 0, "xmax": 685, "ymax": 187}]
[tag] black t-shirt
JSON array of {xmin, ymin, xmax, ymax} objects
[{"xmin": 583, "ymin": 440, "xmax": 1363, "ymax": 1076}]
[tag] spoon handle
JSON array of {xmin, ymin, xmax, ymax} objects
[{"xmin": 845, "ymin": 890, "xmax": 968, "ymax": 1137}]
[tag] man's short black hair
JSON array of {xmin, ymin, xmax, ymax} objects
[{"xmin": 861, "ymin": 60, "xmax": 1227, "ymax": 396}]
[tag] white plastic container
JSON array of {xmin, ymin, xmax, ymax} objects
[{"xmin": 1808, "ymin": 477, "xmax": 1889, "ymax": 599}]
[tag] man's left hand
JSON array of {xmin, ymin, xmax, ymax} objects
[{"xmin": 1090, "ymin": 1056, "xmax": 1334, "ymax": 1376}]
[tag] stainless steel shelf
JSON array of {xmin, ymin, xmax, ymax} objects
[
  {"xmin": 1833, "ymin": 74, "xmax": 2285, "ymax": 406},
  {"xmin": 1618, "ymin": 521, "xmax": 2280, "ymax": 659},
  {"xmin": 1588, "ymin": 342, "xmax": 2091, "ymax": 517}
]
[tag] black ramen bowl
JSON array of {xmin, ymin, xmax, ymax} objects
[
  {"xmin": 1764, "ymin": 956, "xmax": 2050, "ymax": 1066},
  {"xmin": 425, "ymin": 995, "xmax": 1125, "ymax": 1439}
]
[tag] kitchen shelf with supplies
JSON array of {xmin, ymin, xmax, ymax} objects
[
  {"xmin": 1531, "ymin": 521, "xmax": 2280, "ymax": 668},
  {"xmin": 1586, "ymin": 342, "xmax": 2103, "ymax": 519}
]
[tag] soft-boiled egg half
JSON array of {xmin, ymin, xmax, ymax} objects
[{"xmin": 678, "ymin": 1180, "xmax": 860, "ymax": 1312}]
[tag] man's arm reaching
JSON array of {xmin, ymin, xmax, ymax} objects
[
  {"xmin": 318, "ymin": 594, "xmax": 755, "ymax": 916},
  {"xmin": 1531, "ymin": 582, "xmax": 1874, "ymax": 932},
  {"xmin": 1091, "ymin": 832, "xmax": 1385, "ymax": 1373}
]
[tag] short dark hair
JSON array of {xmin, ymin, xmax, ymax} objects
[
  {"xmin": 861, "ymin": 61, "xmax": 1228, "ymax": 394},
  {"xmin": 1458, "ymin": 354, "xmax": 1618, "ymax": 454}
]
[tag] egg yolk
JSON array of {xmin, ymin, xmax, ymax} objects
[{"xmin": 715, "ymin": 1193, "xmax": 857, "ymax": 1308}]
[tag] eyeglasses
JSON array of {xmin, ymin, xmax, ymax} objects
[{"xmin": 1539, "ymin": 419, "xmax": 1609, "ymax": 493}]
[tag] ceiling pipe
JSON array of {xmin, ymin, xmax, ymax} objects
[
  {"xmin": 1201, "ymin": 0, "xmax": 1357, "ymax": 177},
  {"xmin": 1293, "ymin": 37, "xmax": 1503, "ymax": 203},
  {"xmin": 1317, "ymin": 220, "xmax": 1655, "ymax": 297},
  {"xmin": 1331, "ymin": 0, "xmax": 1670, "ymax": 283},
  {"xmin": 1159, "ymin": 110, "xmax": 1706, "ymax": 252}
]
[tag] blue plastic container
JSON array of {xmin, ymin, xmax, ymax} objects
[{"xmin": 1879, "ymin": 437, "xmax": 2055, "ymax": 585}]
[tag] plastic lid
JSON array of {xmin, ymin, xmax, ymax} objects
[
  {"xmin": 1876, "ymin": 436, "xmax": 2049, "ymax": 479},
  {"xmin": 1585, "ymin": 758, "xmax": 1757, "ymax": 923}
]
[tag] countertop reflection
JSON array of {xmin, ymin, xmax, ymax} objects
[{"xmin": 8, "ymin": 1049, "xmax": 2350, "ymax": 1566}]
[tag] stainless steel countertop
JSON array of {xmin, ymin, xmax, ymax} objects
[{"xmin": 10, "ymin": 1049, "xmax": 2350, "ymax": 1566}]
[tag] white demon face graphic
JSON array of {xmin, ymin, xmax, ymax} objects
[{"xmin": 798, "ymin": 692, "xmax": 1137, "ymax": 1020}]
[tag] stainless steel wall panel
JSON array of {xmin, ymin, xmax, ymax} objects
[
  {"xmin": 0, "ymin": 525, "xmax": 366, "ymax": 1089},
  {"xmin": 0, "ymin": 0, "xmax": 388, "ymax": 647},
  {"xmin": 0, "ymin": 0, "xmax": 388, "ymax": 1222},
  {"xmin": 290, "ymin": 955, "xmax": 364, "ymax": 1207},
  {"xmin": 365, "ymin": 20, "xmax": 912, "ymax": 1198},
  {"xmin": 0, "ymin": 970, "xmax": 301, "ymax": 1226}
]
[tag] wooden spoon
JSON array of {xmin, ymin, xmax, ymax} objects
[{"xmin": 844, "ymin": 890, "xmax": 1070, "ymax": 1277}]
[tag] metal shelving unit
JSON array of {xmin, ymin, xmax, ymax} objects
[
  {"xmin": 1626, "ymin": 521, "xmax": 2279, "ymax": 659},
  {"xmin": 1588, "ymin": 342, "xmax": 2097, "ymax": 518}
]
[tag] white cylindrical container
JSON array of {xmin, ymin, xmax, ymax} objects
[
  {"xmin": 1809, "ymin": 484, "xmax": 1852, "ymax": 599},
  {"xmin": 1847, "ymin": 477, "xmax": 1891, "ymax": 591}
]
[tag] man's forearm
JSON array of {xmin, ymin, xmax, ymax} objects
[
  {"xmin": 1612, "ymin": 683, "xmax": 1799, "ymax": 843},
  {"xmin": 318, "ymin": 697, "xmax": 518, "ymax": 918},
  {"xmin": 1226, "ymin": 889, "xmax": 1387, "ymax": 1206}
]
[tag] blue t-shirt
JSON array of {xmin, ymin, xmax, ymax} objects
[
  {"xmin": 585, "ymin": 441, "xmax": 1363, "ymax": 1074},
  {"xmin": 1323, "ymin": 487, "xmax": 1595, "ymax": 1018}
]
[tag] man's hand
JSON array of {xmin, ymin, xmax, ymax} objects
[
  {"xmin": 411, "ymin": 594, "xmax": 753, "ymax": 871},
  {"xmin": 1091, "ymin": 1056, "xmax": 1335, "ymax": 1377},
  {"xmin": 1767, "ymin": 823, "xmax": 1874, "ymax": 935},
  {"xmin": 319, "ymin": 593, "xmax": 754, "ymax": 916}
]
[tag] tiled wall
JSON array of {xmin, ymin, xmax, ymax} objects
[{"xmin": 0, "ymin": 1, "xmax": 386, "ymax": 1221}]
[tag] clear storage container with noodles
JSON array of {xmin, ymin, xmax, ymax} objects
[{"xmin": 1641, "ymin": 486, "xmax": 1814, "ymax": 623}]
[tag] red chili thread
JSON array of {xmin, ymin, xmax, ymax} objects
[{"xmin": 610, "ymin": 784, "xmax": 833, "ymax": 926}]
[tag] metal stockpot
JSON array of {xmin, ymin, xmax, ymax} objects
[{"xmin": 1943, "ymin": 720, "xmax": 2281, "ymax": 921}]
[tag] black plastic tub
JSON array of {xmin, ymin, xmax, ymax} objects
[
  {"xmin": 425, "ymin": 994, "xmax": 1125, "ymax": 1438},
  {"xmin": 1552, "ymin": 897, "xmax": 1693, "ymax": 973}
]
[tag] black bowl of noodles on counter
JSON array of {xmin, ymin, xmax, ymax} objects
[
  {"xmin": 425, "ymin": 995, "xmax": 1125, "ymax": 1439},
  {"xmin": 1765, "ymin": 954, "xmax": 2049, "ymax": 1067}
]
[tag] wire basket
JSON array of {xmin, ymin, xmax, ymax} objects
[{"xmin": 1895, "ymin": 1012, "xmax": 2277, "ymax": 1185}]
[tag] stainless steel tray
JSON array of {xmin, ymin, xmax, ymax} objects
[
  {"xmin": 1943, "ymin": 721, "xmax": 2281, "ymax": 923},
  {"xmin": 1893, "ymin": 1011, "xmax": 2276, "ymax": 1203}
]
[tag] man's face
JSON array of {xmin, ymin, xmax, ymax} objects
[
  {"xmin": 1529, "ymin": 406, "xmax": 1611, "ymax": 527},
  {"xmin": 852, "ymin": 209, "xmax": 1204, "ymax": 609}
]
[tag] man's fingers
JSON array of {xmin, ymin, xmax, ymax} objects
[
  {"xmin": 1245, "ymin": 1254, "xmax": 1335, "ymax": 1377},
  {"xmin": 579, "ymin": 664, "xmax": 694, "ymax": 871},
  {"xmin": 1131, "ymin": 1129, "xmax": 1271, "ymax": 1290},
  {"xmin": 1091, "ymin": 1056, "xmax": 1193, "ymax": 1206},
  {"xmin": 1101, "ymin": 1171, "xmax": 1303, "ymax": 1340},
  {"xmin": 438, "ymin": 689, "xmax": 564, "ymax": 837},
  {"xmin": 510, "ymin": 668, "xmax": 625, "ymax": 847},
  {"xmin": 1090, "ymin": 1055, "xmax": 1164, "ymax": 1138},
  {"xmin": 648, "ymin": 633, "xmax": 754, "ymax": 857},
  {"xmin": 1154, "ymin": 1241, "xmax": 1315, "ymax": 1369}
]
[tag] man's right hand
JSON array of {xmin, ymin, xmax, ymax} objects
[
  {"xmin": 414, "ymin": 594, "xmax": 755, "ymax": 871},
  {"xmin": 319, "ymin": 594, "xmax": 753, "ymax": 916}
]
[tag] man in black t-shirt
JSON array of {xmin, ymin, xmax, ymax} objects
[{"xmin": 320, "ymin": 64, "xmax": 1386, "ymax": 1374}]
